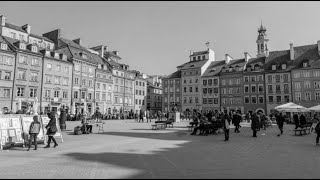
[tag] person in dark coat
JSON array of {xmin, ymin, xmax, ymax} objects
[
  {"xmin": 233, "ymin": 111, "xmax": 242, "ymax": 133},
  {"xmin": 315, "ymin": 120, "xmax": 320, "ymax": 145},
  {"xmin": 276, "ymin": 112, "xmax": 285, "ymax": 136},
  {"xmin": 222, "ymin": 112, "xmax": 230, "ymax": 141},
  {"xmin": 139, "ymin": 109, "xmax": 144, "ymax": 123},
  {"xmin": 251, "ymin": 113, "xmax": 259, "ymax": 137},
  {"xmin": 299, "ymin": 114, "xmax": 306, "ymax": 127},
  {"xmin": 293, "ymin": 113, "xmax": 299, "ymax": 129},
  {"xmin": 44, "ymin": 112, "xmax": 58, "ymax": 148}
]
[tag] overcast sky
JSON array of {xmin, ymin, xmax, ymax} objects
[{"xmin": 1, "ymin": 1, "xmax": 320, "ymax": 75}]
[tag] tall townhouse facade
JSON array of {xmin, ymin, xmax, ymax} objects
[
  {"xmin": 264, "ymin": 51, "xmax": 292, "ymax": 115},
  {"xmin": 0, "ymin": 36, "xmax": 15, "ymax": 112},
  {"xmin": 134, "ymin": 74, "xmax": 147, "ymax": 112},
  {"xmin": 43, "ymin": 29, "xmax": 98, "ymax": 115},
  {"xmin": 220, "ymin": 55, "xmax": 248, "ymax": 114},
  {"xmin": 40, "ymin": 49, "xmax": 73, "ymax": 114},
  {"xmin": 243, "ymin": 57, "xmax": 266, "ymax": 114},
  {"xmin": 181, "ymin": 49, "xmax": 215, "ymax": 112},
  {"xmin": 201, "ymin": 60, "xmax": 225, "ymax": 112},
  {"xmin": 4, "ymin": 37, "xmax": 43, "ymax": 113},
  {"xmin": 147, "ymin": 81, "xmax": 163, "ymax": 113},
  {"xmin": 104, "ymin": 50, "xmax": 135, "ymax": 113},
  {"xmin": 162, "ymin": 70, "xmax": 181, "ymax": 113},
  {"xmin": 290, "ymin": 42, "xmax": 320, "ymax": 108}
]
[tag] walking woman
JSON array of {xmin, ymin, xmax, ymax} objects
[
  {"xmin": 311, "ymin": 114, "xmax": 319, "ymax": 133},
  {"xmin": 44, "ymin": 111, "xmax": 58, "ymax": 148},
  {"xmin": 315, "ymin": 120, "xmax": 320, "ymax": 145}
]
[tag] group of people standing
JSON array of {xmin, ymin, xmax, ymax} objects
[{"xmin": 27, "ymin": 111, "xmax": 59, "ymax": 151}]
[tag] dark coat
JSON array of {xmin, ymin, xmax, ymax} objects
[
  {"xmin": 232, "ymin": 114, "xmax": 241, "ymax": 125},
  {"xmin": 276, "ymin": 114, "xmax": 285, "ymax": 125},
  {"xmin": 251, "ymin": 114, "xmax": 259, "ymax": 130},
  {"xmin": 293, "ymin": 114, "xmax": 299, "ymax": 124},
  {"xmin": 300, "ymin": 115, "xmax": 306, "ymax": 125},
  {"xmin": 46, "ymin": 112, "xmax": 57, "ymax": 136}
]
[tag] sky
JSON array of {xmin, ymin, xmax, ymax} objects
[{"xmin": 1, "ymin": 1, "xmax": 320, "ymax": 76}]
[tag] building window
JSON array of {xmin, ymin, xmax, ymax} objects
[
  {"xmin": 214, "ymin": 88, "xmax": 218, "ymax": 93},
  {"xmin": 283, "ymin": 74, "xmax": 289, "ymax": 82},
  {"xmin": 17, "ymin": 70, "xmax": 26, "ymax": 80},
  {"xmin": 74, "ymin": 91, "xmax": 78, "ymax": 99},
  {"xmin": 293, "ymin": 72, "xmax": 300, "ymax": 78},
  {"xmin": 195, "ymin": 97, "xmax": 199, "ymax": 104},
  {"xmin": 0, "ymin": 43, "xmax": 8, "ymax": 50},
  {"xmin": 251, "ymin": 85, "xmax": 256, "ymax": 93},
  {"xmin": 267, "ymin": 75, "xmax": 272, "ymax": 83},
  {"xmin": 315, "ymin": 92, "xmax": 320, "ymax": 100},
  {"xmin": 30, "ymin": 72, "xmax": 38, "ymax": 82},
  {"xmin": 189, "ymin": 87, "xmax": 192, "ymax": 92},
  {"xmin": 56, "ymin": 65, "xmax": 61, "ymax": 72},
  {"xmin": 228, "ymin": 88, "xmax": 233, "ymax": 94},
  {"xmin": 97, "ymin": 83, "xmax": 100, "ymax": 89},
  {"xmin": 17, "ymin": 87, "xmax": 25, "ymax": 97},
  {"xmin": 189, "ymin": 97, "xmax": 192, "ymax": 104},
  {"xmin": 88, "ymin": 93, "xmax": 92, "ymax": 100},
  {"xmin": 3, "ymin": 88, "xmax": 10, "ymax": 98},
  {"xmin": 31, "ymin": 46, "xmax": 37, "ymax": 52},
  {"xmin": 213, "ymin": 79, "xmax": 218, "ymax": 86},
  {"xmin": 96, "ymin": 93, "xmax": 100, "ymax": 101},
  {"xmin": 31, "ymin": 58, "xmax": 39, "ymax": 66},
  {"xmin": 295, "ymin": 82, "xmax": 301, "ymax": 90},
  {"xmin": 251, "ymin": 96, "xmax": 257, "ymax": 104},
  {"xmin": 244, "ymin": 96, "xmax": 250, "ymax": 104},
  {"xmin": 304, "ymin": 81, "xmax": 311, "ymax": 89},
  {"xmin": 203, "ymin": 88, "xmax": 207, "ymax": 94},
  {"xmin": 74, "ymin": 77, "xmax": 79, "ymax": 85},
  {"xmin": 275, "ymin": 75, "xmax": 280, "ymax": 83},
  {"xmin": 45, "ymin": 90, "xmax": 50, "ymax": 98},
  {"xmin": 4, "ymin": 72, "xmax": 10, "ymax": 80},
  {"xmin": 54, "ymin": 90, "xmax": 59, "ymax": 98},
  {"xmin": 19, "ymin": 43, "xmax": 26, "ymax": 50},
  {"xmin": 276, "ymin": 85, "xmax": 281, "ymax": 93},
  {"xmin": 29, "ymin": 88, "xmax": 37, "ymax": 97},
  {"xmin": 82, "ymin": 79, "xmax": 86, "ymax": 86},
  {"xmin": 47, "ymin": 63, "xmax": 52, "ymax": 71},
  {"xmin": 244, "ymin": 76, "xmax": 249, "ymax": 82},
  {"xmin": 268, "ymin": 85, "xmax": 273, "ymax": 93},
  {"xmin": 284, "ymin": 95, "xmax": 290, "ymax": 102},
  {"xmin": 257, "ymin": 75, "xmax": 263, "ymax": 81},
  {"xmin": 229, "ymin": 79, "xmax": 233, "ymax": 85},
  {"xmin": 208, "ymin": 79, "xmax": 212, "ymax": 86},
  {"xmin": 259, "ymin": 96, "xmax": 264, "ymax": 104},
  {"xmin": 313, "ymin": 71, "xmax": 320, "ymax": 77},
  {"xmin": 203, "ymin": 80, "xmax": 207, "ymax": 86},
  {"xmin": 282, "ymin": 64, "xmax": 286, "ymax": 70},
  {"xmin": 276, "ymin": 96, "xmax": 281, "ymax": 103},
  {"xmin": 268, "ymin": 96, "xmax": 274, "ymax": 103},
  {"xmin": 236, "ymin": 88, "xmax": 240, "ymax": 94},
  {"xmin": 236, "ymin": 79, "xmax": 240, "ymax": 84},
  {"xmin": 54, "ymin": 76, "xmax": 60, "ymax": 85},
  {"xmin": 258, "ymin": 85, "xmax": 263, "ymax": 93},
  {"xmin": 314, "ymin": 82, "xmax": 320, "ymax": 89},
  {"xmin": 272, "ymin": 65, "xmax": 276, "ymax": 70},
  {"xmin": 305, "ymin": 92, "xmax": 311, "ymax": 101},
  {"xmin": 244, "ymin": 85, "xmax": 249, "ymax": 93},
  {"xmin": 214, "ymin": 98, "xmax": 218, "ymax": 104},
  {"xmin": 303, "ymin": 71, "xmax": 310, "ymax": 77},
  {"xmin": 88, "ymin": 80, "xmax": 92, "ymax": 87},
  {"xmin": 19, "ymin": 55, "xmax": 27, "ymax": 64},
  {"xmin": 222, "ymin": 80, "xmax": 226, "ymax": 85},
  {"xmin": 63, "ymin": 91, "xmax": 68, "ymax": 99},
  {"xmin": 251, "ymin": 76, "xmax": 256, "ymax": 82}
]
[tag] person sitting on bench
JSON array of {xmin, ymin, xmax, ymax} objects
[{"xmin": 81, "ymin": 114, "xmax": 93, "ymax": 134}]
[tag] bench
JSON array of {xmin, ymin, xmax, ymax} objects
[
  {"xmin": 151, "ymin": 124, "xmax": 158, "ymax": 130},
  {"xmin": 187, "ymin": 125, "xmax": 194, "ymax": 132},
  {"xmin": 294, "ymin": 123, "xmax": 312, "ymax": 136},
  {"xmin": 152, "ymin": 123, "xmax": 167, "ymax": 130},
  {"xmin": 167, "ymin": 123, "xmax": 174, "ymax": 128}
]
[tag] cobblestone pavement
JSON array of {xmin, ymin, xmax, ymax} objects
[{"xmin": 0, "ymin": 119, "xmax": 320, "ymax": 179}]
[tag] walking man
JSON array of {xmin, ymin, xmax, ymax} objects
[
  {"xmin": 276, "ymin": 112, "xmax": 285, "ymax": 136},
  {"xmin": 27, "ymin": 115, "xmax": 41, "ymax": 151},
  {"xmin": 146, "ymin": 109, "xmax": 150, "ymax": 123},
  {"xmin": 251, "ymin": 113, "xmax": 259, "ymax": 137},
  {"xmin": 222, "ymin": 112, "xmax": 230, "ymax": 141},
  {"xmin": 139, "ymin": 109, "xmax": 144, "ymax": 123},
  {"xmin": 293, "ymin": 113, "xmax": 299, "ymax": 129},
  {"xmin": 233, "ymin": 111, "xmax": 241, "ymax": 133}
]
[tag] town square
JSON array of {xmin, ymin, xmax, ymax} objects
[{"xmin": 1, "ymin": 1, "xmax": 320, "ymax": 179}]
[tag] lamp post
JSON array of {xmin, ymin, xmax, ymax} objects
[{"xmin": 59, "ymin": 104, "xmax": 67, "ymax": 130}]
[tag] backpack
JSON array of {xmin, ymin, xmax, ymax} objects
[{"xmin": 74, "ymin": 126, "xmax": 82, "ymax": 135}]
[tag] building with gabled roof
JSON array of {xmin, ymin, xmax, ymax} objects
[{"xmin": 162, "ymin": 70, "xmax": 181, "ymax": 113}]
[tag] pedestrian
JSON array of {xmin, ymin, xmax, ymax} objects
[
  {"xmin": 27, "ymin": 115, "xmax": 41, "ymax": 151},
  {"xmin": 315, "ymin": 120, "xmax": 320, "ymax": 145},
  {"xmin": 222, "ymin": 112, "xmax": 230, "ymax": 141},
  {"xmin": 260, "ymin": 112, "xmax": 267, "ymax": 130},
  {"xmin": 276, "ymin": 112, "xmax": 285, "ymax": 136},
  {"xmin": 293, "ymin": 113, "xmax": 299, "ymax": 129},
  {"xmin": 311, "ymin": 114, "xmax": 319, "ymax": 133},
  {"xmin": 44, "ymin": 111, "xmax": 58, "ymax": 148},
  {"xmin": 251, "ymin": 112, "xmax": 259, "ymax": 137},
  {"xmin": 146, "ymin": 109, "xmax": 150, "ymax": 123},
  {"xmin": 299, "ymin": 114, "xmax": 306, "ymax": 127},
  {"xmin": 233, "ymin": 111, "xmax": 241, "ymax": 133},
  {"xmin": 139, "ymin": 109, "xmax": 144, "ymax": 123}
]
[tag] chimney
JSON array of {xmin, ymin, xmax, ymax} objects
[
  {"xmin": 43, "ymin": 29, "xmax": 61, "ymax": 48},
  {"xmin": 90, "ymin": 45, "xmax": 104, "ymax": 58},
  {"xmin": 225, "ymin": 54, "xmax": 233, "ymax": 64},
  {"xmin": 290, "ymin": 43, "xmax": 294, "ymax": 60},
  {"xmin": 112, "ymin": 51, "xmax": 118, "ymax": 56},
  {"xmin": 73, "ymin": 38, "xmax": 81, "ymax": 45},
  {"xmin": 22, "ymin": 24, "xmax": 31, "ymax": 34},
  {"xmin": 0, "ymin": 15, "xmax": 6, "ymax": 26},
  {"xmin": 244, "ymin": 52, "xmax": 252, "ymax": 62}
]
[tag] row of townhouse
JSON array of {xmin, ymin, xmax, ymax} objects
[
  {"xmin": 162, "ymin": 24, "xmax": 320, "ymax": 115},
  {"xmin": 0, "ymin": 15, "xmax": 148, "ymax": 115}
]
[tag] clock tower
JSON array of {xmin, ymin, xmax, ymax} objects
[{"xmin": 256, "ymin": 22, "xmax": 269, "ymax": 57}]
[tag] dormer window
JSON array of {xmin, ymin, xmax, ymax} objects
[
  {"xmin": 303, "ymin": 62, "xmax": 308, "ymax": 67},
  {"xmin": 247, "ymin": 67, "xmax": 252, "ymax": 72},
  {"xmin": 82, "ymin": 54, "xmax": 87, "ymax": 59},
  {"xmin": 198, "ymin": 56, "xmax": 201, "ymax": 60},
  {"xmin": 272, "ymin": 65, "xmax": 276, "ymax": 70},
  {"xmin": 254, "ymin": 65, "xmax": 260, "ymax": 71},
  {"xmin": 19, "ymin": 43, "xmax": 26, "ymax": 50},
  {"xmin": 31, "ymin": 46, "xmax": 38, "ymax": 53},
  {"xmin": 45, "ymin": 50, "xmax": 51, "ymax": 57},
  {"xmin": 193, "ymin": 57, "xmax": 196, "ymax": 61},
  {"xmin": 202, "ymin": 55, "xmax": 205, "ymax": 60},
  {"xmin": 54, "ymin": 52, "xmax": 59, "ymax": 59},
  {"xmin": 0, "ymin": 43, "xmax": 7, "ymax": 50},
  {"xmin": 282, "ymin": 64, "xmax": 286, "ymax": 70}
]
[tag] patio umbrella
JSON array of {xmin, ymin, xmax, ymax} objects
[
  {"xmin": 308, "ymin": 105, "xmax": 320, "ymax": 112},
  {"xmin": 275, "ymin": 102, "xmax": 309, "ymax": 112}
]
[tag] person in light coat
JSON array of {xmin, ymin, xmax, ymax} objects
[
  {"xmin": 222, "ymin": 112, "xmax": 230, "ymax": 141},
  {"xmin": 27, "ymin": 115, "xmax": 41, "ymax": 151}
]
